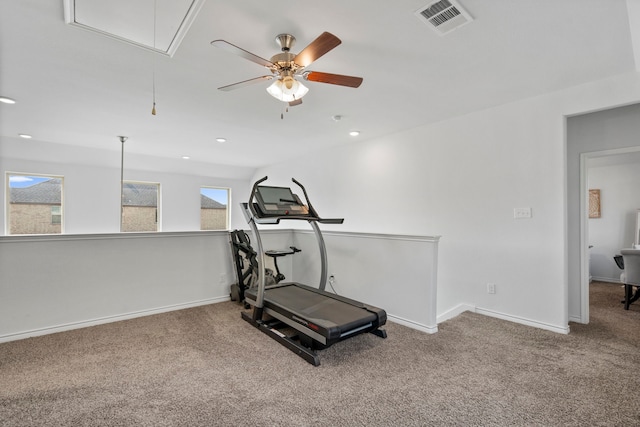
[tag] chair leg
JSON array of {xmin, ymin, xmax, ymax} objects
[{"xmin": 624, "ymin": 284, "xmax": 632, "ymax": 310}]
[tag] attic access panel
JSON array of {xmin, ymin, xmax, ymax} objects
[{"xmin": 63, "ymin": 0, "xmax": 205, "ymax": 56}]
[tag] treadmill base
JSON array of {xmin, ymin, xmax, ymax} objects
[
  {"xmin": 241, "ymin": 311, "xmax": 321, "ymax": 366},
  {"xmin": 371, "ymin": 328, "xmax": 388, "ymax": 339}
]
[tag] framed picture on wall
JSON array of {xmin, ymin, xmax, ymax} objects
[{"xmin": 589, "ymin": 189, "xmax": 601, "ymax": 218}]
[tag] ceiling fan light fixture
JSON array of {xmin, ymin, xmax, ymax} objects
[{"xmin": 266, "ymin": 77, "xmax": 309, "ymax": 102}]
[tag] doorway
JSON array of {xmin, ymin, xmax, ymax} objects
[
  {"xmin": 567, "ymin": 103, "xmax": 640, "ymax": 324},
  {"xmin": 580, "ymin": 147, "xmax": 640, "ymax": 321},
  {"xmin": 568, "ymin": 103, "xmax": 640, "ymax": 324}
]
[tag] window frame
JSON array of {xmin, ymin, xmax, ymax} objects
[
  {"xmin": 51, "ymin": 205, "xmax": 62, "ymax": 225},
  {"xmin": 6, "ymin": 172, "xmax": 65, "ymax": 235},
  {"xmin": 200, "ymin": 186, "xmax": 230, "ymax": 231},
  {"xmin": 121, "ymin": 180, "xmax": 161, "ymax": 233}
]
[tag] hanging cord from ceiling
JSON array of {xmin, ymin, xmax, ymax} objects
[
  {"xmin": 151, "ymin": 0, "xmax": 157, "ymax": 115},
  {"xmin": 281, "ymin": 104, "xmax": 290, "ymax": 120}
]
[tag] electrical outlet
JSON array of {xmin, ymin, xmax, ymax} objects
[
  {"xmin": 328, "ymin": 275, "xmax": 337, "ymax": 293},
  {"xmin": 513, "ymin": 207, "xmax": 532, "ymax": 219},
  {"xmin": 487, "ymin": 283, "xmax": 496, "ymax": 294},
  {"xmin": 219, "ymin": 273, "xmax": 228, "ymax": 284}
]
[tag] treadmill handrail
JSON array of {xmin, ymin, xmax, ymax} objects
[
  {"xmin": 252, "ymin": 214, "xmax": 344, "ymax": 225},
  {"xmin": 248, "ymin": 176, "xmax": 269, "ymax": 220},
  {"xmin": 291, "ymin": 177, "xmax": 319, "ymax": 218},
  {"xmin": 249, "ymin": 176, "xmax": 344, "ymax": 224}
]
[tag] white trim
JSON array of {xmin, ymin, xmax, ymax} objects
[
  {"xmin": 437, "ymin": 303, "xmax": 475, "ymax": 323},
  {"xmin": 579, "ymin": 152, "xmax": 590, "ymax": 323},
  {"xmin": 0, "ymin": 296, "xmax": 229, "ymax": 344},
  {"xmin": 388, "ymin": 314, "xmax": 438, "ymax": 334},
  {"xmin": 0, "ymin": 230, "xmax": 229, "ymax": 244},
  {"xmin": 475, "ymin": 307, "xmax": 570, "ymax": 335},
  {"xmin": 579, "ymin": 146, "xmax": 640, "ymax": 325},
  {"xmin": 590, "ymin": 276, "xmax": 622, "ymax": 284},
  {"xmin": 435, "ymin": 304, "xmax": 569, "ymax": 335},
  {"xmin": 296, "ymin": 229, "xmax": 441, "ymax": 243},
  {"xmin": 62, "ymin": 0, "xmax": 206, "ymax": 57},
  {"xmin": 568, "ymin": 314, "xmax": 582, "ymax": 323}
]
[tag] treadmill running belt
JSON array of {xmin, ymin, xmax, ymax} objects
[{"xmin": 258, "ymin": 283, "xmax": 379, "ymax": 332}]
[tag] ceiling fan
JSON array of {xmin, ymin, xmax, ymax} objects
[{"xmin": 210, "ymin": 32, "xmax": 363, "ymax": 106}]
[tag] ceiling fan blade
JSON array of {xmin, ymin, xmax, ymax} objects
[
  {"xmin": 288, "ymin": 99, "xmax": 303, "ymax": 107},
  {"xmin": 218, "ymin": 75, "xmax": 274, "ymax": 91},
  {"xmin": 294, "ymin": 32, "xmax": 341, "ymax": 68},
  {"xmin": 211, "ymin": 40, "xmax": 274, "ymax": 68},
  {"xmin": 303, "ymin": 71, "xmax": 363, "ymax": 88}
]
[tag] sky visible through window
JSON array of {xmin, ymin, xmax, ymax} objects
[
  {"xmin": 201, "ymin": 187, "xmax": 228, "ymax": 205},
  {"xmin": 9, "ymin": 175, "xmax": 50, "ymax": 188}
]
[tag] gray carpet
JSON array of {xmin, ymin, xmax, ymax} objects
[{"xmin": 1, "ymin": 281, "xmax": 639, "ymax": 426}]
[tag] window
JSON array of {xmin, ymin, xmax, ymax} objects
[
  {"xmin": 51, "ymin": 206, "xmax": 62, "ymax": 225},
  {"xmin": 7, "ymin": 173, "xmax": 64, "ymax": 235},
  {"xmin": 121, "ymin": 181, "xmax": 159, "ymax": 232},
  {"xmin": 200, "ymin": 187, "xmax": 229, "ymax": 230}
]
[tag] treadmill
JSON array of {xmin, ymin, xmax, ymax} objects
[{"xmin": 240, "ymin": 176, "xmax": 387, "ymax": 366}]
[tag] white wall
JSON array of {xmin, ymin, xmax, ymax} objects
[
  {"xmin": 0, "ymin": 135, "xmax": 440, "ymax": 341},
  {"xmin": 255, "ymin": 71, "xmax": 640, "ymax": 333},
  {"xmin": 0, "ymin": 232, "xmax": 234, "ymax": 342},
  {"xmin": 254, "ymin": 99, "xmax": 567, "ymax": 332},
  {"xmin": 291, "ymin": 230, "xmax": 440, "ymax": 332},
  {"xmin": 0, "ymin": 137, "xmax": 254, "ymax": 234},
  {"xmin": 588, "ymin": 162, "xmax": 640, "ymax": 282},
  {"xmin": 0, "ymin": 226, "xmax": 441, "ymax": 341},
  {"xmin": 5, "ymin": 71, "xmax": 640, "ymax": 336},
  {"xmin": 240, "ymin": 225, "xmax": 440, "ymax": 332}
]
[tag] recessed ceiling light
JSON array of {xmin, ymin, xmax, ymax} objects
[
  {"xmin": 0, "ymin": 96, "xmax": 16, "ymax": 104},
  {"xmin": 18, "ymin": 134, "xmax": 32, "ymax": 139},
  {"xmin": 216, "ymin": 137, "xmax": 227, "ymax": 143},
  {"xmin": 182, "ymin": 156, "xmax": 190, "ymax": 160},
  {"xmin": 349, "ymin": 131, "xmax": 360, "ymax": 137}
]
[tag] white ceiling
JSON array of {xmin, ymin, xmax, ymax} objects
[{"xmin": 0, "ymin": 0, "xmax": 638, "ymax": 173}]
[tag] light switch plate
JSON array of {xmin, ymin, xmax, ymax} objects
[{"xmin": 514, "ymin": 207, "xmax": 532, "ymax": 219}]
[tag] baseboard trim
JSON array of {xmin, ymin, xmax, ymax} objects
[
  {"xmin": 475, "ymin": 307, "xmax": 570, "ymax": 334},
  {"xmin": 591, "ymin": 276, "xmax": 622, "ymax": 284},
  {"xmin": 437, "ymin": 303, "xmax": 476, "ymax": 324},
  {"xmin": 568, "ymin": 314, "xmax": 583, "ymax": 323},
  {"xmin": 0, "ymin": 296, "xmax": 230, "ymax": 343},
  {"xmin": 435, "ymin": 304, "xmax": 570, "ymax": 334},
  {"xmin": 388, "ymin": 314, "xmax": 438, "ymax": 334}
]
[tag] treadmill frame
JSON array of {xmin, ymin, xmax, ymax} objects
[{"xmin": 239, "ymin": 177, "xmax": 386, "ymax": 366}]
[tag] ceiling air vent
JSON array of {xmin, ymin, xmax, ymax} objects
[{"xmin": 415, "ymin": 0, "xmax": 473, "ymax": 36}]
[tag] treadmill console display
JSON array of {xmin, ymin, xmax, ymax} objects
[{"xmin": 254, "ymin": 185, "xmax": 309, "ymax": 217}]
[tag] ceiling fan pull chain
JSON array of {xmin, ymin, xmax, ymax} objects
[
  {"xmin": 151, "ymin": 0, "xmax": 158, "ymax": 116},
  {"xmin": 281, "ymin": 104, "xmax": 289, "ymax": 120}
]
